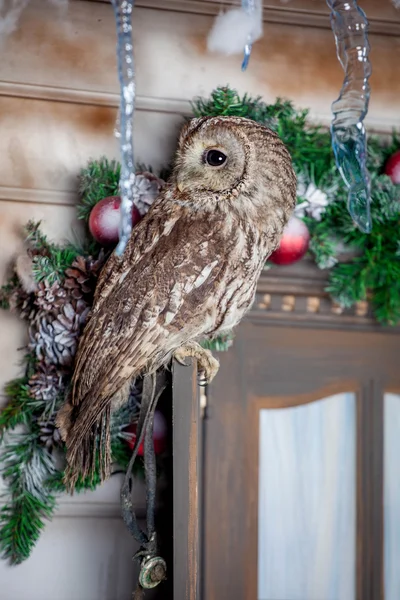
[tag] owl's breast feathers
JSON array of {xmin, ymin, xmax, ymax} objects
[{"xmin": 71, "ymin": 199, "xmax": 267, "ymax": 413}]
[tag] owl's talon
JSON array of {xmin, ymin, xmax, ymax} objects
[
  {"xmin": 174, "ymin": 342, "xmax": 219, "ymax": 386},
  {"xmin": 174, "ymin": 355, "xmax": 189, "ymax": 367}
]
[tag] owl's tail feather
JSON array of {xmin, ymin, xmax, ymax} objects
[{"xmin": 56, "ymin": 399, "xmax": 112, "ymax": 494}]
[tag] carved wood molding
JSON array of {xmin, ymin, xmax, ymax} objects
[
  {"xmin": 0, "ymin": 185, "xmax": 77, "ymax": 206},
  {"xmin": 87, "ymin": 0, "xmax": 400, "ymax": 37},
  {"xmin": 249, "ymin": 258, "xmax": 399, "ymax": 332},
  {"xmin": 0, "ymin": 81, "xmax": 395, "ymax": 136}
]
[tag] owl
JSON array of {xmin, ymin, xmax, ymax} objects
[{"xmin": 57, "ymin": 115, "xmax": 297, "ymax": 488}]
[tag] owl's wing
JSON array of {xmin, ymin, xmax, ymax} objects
[{"xmin": 71, "ymin": 203, "xmax": 231, "ymax": 415}]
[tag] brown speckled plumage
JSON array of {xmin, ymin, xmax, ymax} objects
[{"xmin": 57, "ymin": 116, "xmax": 297, "ymax": 488}]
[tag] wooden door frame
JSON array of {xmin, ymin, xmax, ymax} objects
[
  {"xmin": 203, "ymin": 314, "xmax": 400, "ymax": 600},
  {"xmin": 172, "ymin": 361, "xmax": 202, "ymax": 600},
  {"xmin": 244, "ymin": 381, "xmax": 384, "ymax": 600}
]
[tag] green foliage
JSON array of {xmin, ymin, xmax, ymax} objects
[
  {"xmin": 46, "ymin": 464, "xmax": 103, "ymax": 494},
  {"xmin": 0, "ymin": 274, "xmax": 20, "ymax": 310},
  {"xmin": 0, "ymin": 432, "xmax": 57, "ymax": 564},
  {"xmin": 77, "ymin": 157, "xmax": 121, "ymax": 222},
  {"xmin": 0, "ymin": 379, "xmax": 43, "ymax": 440},
  {"xmin": 31, "ymin": 247, "xmax": 80, "ymax": 285},
  {"xmin": 0, "ymin": 492, "xmax": 56, "ymax": 564},
  {"xmin": 23, "ymin": 220, "xmax": 81, "ymax": 285},
  {"xmin": 24, "ymin": 221, "xmax": 53, "ymax": 254},
  {"xmin": 201, "ymin": 331, "xmax": 234, "ymax": 352}
]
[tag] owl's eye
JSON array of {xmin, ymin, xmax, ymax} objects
[{"xmin": 204, "ymin": 149, "xmax": 227, "ymax": 167}]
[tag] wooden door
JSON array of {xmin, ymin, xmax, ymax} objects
[{"xmin": 202, "ymin": 274, "xmax": 400, "ymax": 600}]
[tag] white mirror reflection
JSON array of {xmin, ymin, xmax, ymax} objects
[
  {"xmin": 258, "ymin": 393, "xmax": 356, "ymax": 600},
  {"xmin": 384, "ymin": 393, "xmax": 400, "ymax": 600}
]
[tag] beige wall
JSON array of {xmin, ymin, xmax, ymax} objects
[{"xmin": 0, "ymin": 1, "xmax": 399, "ymax": 598}]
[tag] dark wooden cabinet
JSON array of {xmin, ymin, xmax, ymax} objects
[{"xmin": 202, "ymin": 264, "xmax": 400, "ymax": 600}]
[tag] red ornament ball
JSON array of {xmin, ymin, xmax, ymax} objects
[
  {"xmin": 384, "ymin": 150, "xmax": 400, "ymax": 185},
  {"xmin": 89, "ymin": 196, "xmax": 141, "ymax": 245},
  {"xmin": 269, "ymin": 216, "xmax": 310, "ymax": 266},
  {"xmin": 125, "ymin": 411, "xmax": 168, "ymax": 457}
]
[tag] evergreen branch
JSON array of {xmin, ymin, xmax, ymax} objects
[
  {"xmin": 31, "ymin": 246, "xmax": 80, "ymax": 285},
  {"xmin": 0, "ymin": 274, "xmax": 20, "ymax": 310},
  {"xmin": 46, "ymin": 467, "xmax": 102, "ymax": 494},
  {"xmin": 0, "ymin": 432, "xmax": 57, "ymax": 564},
  {"xmin": 326, "ymin": 260, "xmax": 368, "ymax": 308},
  {"xmin": 111, "ymin": 437, "xmax": 137, "ymax": 471},
  {"xmin": 0, "ymin": 378, "xmax": 44, "ymax": 439},
  {"xmin": 77, "ymin": 157, "xmax": 121, "ymax": 222},
  {"xmin": 24, "ymin": 221, "xmax": 52, "ymax": 254},
  {"xmin": 0, "ymin": 493, "xmax": 56, "ymax": 564},
  {"xmin": 308, "ymin": 231, "xmax": 338, "ymax": 270},
  {"xmin": 201, "ymin": 331, "xmax": 234, "ymax": 352}
]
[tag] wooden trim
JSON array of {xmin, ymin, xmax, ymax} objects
[
  {"xmin": 172, "ymin": 360, "xmax": 201, "ymax": 600},
  {"xmin": 248, "ymin": 266, "xmax": 400, "ymax": 332},
  {"xmin": 0, "ymin": 186, "xmax": 77, "ymax": 206},
  {"xmin": 249, "ymin": 380, "xmax": 359, "ymax": 409},
  {"xmin": 0, "ymin": 80, "xmax": 394, "ymax": 134},
  {"xmin": 87, "ymin": 0, "xmax": 400, "ymax": 37},
  {"xmin": 0, "ymin": 81, "xmax": 192, "ymax": 114},
  {"xmin": 356, "ymin": 381, "xmax": 384, "ymax": 600}
]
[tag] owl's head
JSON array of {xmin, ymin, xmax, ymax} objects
[{"xmin": 172, "ymin": 116, "xmax": 296, "ymax": 209}]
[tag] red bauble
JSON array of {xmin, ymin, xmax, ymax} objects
[
  {"xmin": 88, "ymin": 196, "xmax": 141, "ymax": 245},
  {"xmin": 125, "ymin": 411, "xmax": 168, "ymax": 456},
  {"xmin": 269, "ymin": 216, "xmax": 310, "ymax": 266},
  {"xmin": 384, "ymin": 150, "xmax": 400, "ymax": 185}
]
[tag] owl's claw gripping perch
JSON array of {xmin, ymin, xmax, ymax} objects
[{"xmin": 174, "ymin": 342, "xmax": 219, "ymax": 385}]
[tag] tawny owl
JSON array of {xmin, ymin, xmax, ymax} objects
[{"xmin": 57, "ymin": 115, "xmax": 297, "ymax": 487}]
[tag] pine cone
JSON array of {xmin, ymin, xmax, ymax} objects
[
  {"xmin": 135, "ymin": 172, "xmax": 165, "ymax": 216},
  {"xmin": 8, "ymin": 288, "xmax": 37, "ymax": 322},
  {"xmin": 35, "ymin": 281, "xmax": 67, "ymax": 312},
  {"xmin": 29, "ymin": 301, "xmax": 90, "ymax": 367},
  {"xmin": 38, "ymin": 417, "xmax": 62, "ymax": 451},
  {"xmin": 28, "ymin": 363, "xmax": 62, "ymax": 402},
  {"xmin": 64, "ymin": 253, "xmax": 105, "ymax": 302}
]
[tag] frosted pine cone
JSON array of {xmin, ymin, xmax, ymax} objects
[
  {"xmin": 35, "ymin": 281, "xmax": 67, "ymax": 312},
  {"xmin": 30, "ymin": 301, "xmax": 90, "ymax": 367},
  {"xmin": 28, "ymin": 363, "xmax": 62, "ymax": 402},
  {"xmin": 38, "ymin": 418, "xmax": 62, "ymax": 451},
  {"xmin": 134, "ymin": 172, "xmax": 165, "ymax": 216}
]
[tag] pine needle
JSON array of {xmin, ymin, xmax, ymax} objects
[
  {"xmin": 0, "ymin": 432, "xmax": 57, "ymax": 565},
  {"xmin": 77, "ymin": 157, "xmax": 121, "ymax": 222}
]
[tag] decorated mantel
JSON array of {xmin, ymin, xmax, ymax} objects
[{"xmin": 0, "ymin": 1, "xmax": 400, "ymax": 599}]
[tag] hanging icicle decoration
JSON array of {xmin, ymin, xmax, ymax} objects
[
  {"xmin": 241, "ymin": 0, "xmax": 256, "ymax": 71},
  {"xmin": 326, "ymin": 0, "xmax": 372, "ymax": 233},
  {"xmin": 111, "ymin": 0, "xmax": 137, "ymax": 257}
]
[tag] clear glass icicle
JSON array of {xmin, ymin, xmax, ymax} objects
[
  {"xmin": 241, "ymin": 0, "xmax": 262, "ymax": 71},
  {"xmin": 241, "ymin": 0, "xmax": 255, "ymax": 71},
  {"xmin": 111, "ymin": 0, "xmax": 137, "ymax": 256},
  {"xmin": 326, "ymin": 0, "xmax": 372, "ymax": 233}
]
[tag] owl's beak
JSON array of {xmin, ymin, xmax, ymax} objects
[{"xmin": 177, "ymin": 181, "xmax": 185, "ymax": 193}]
